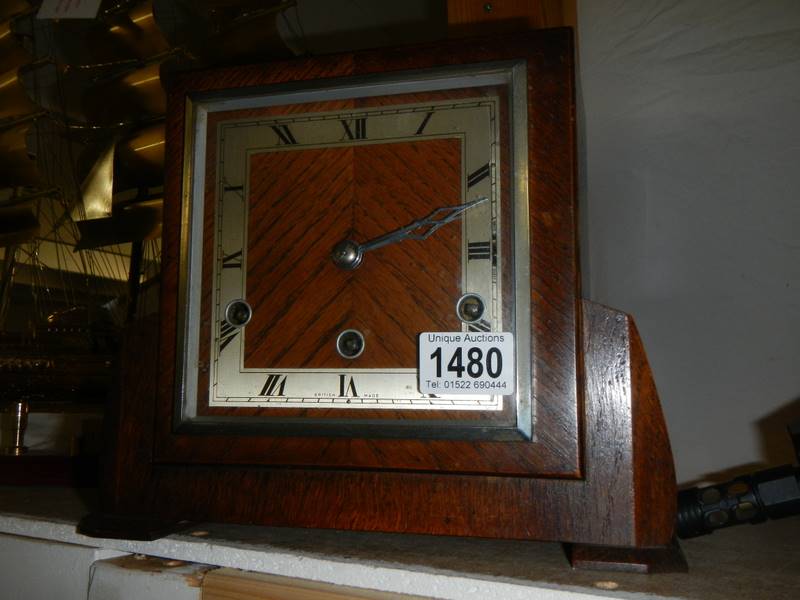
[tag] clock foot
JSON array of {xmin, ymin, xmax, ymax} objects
[
  {"xmin": 78, "ymin": 512, "xmax": 194, "ymax": 541},
  {"xmin": 566, "ymin": 538, "xmax": 688, "ymax": 573}
]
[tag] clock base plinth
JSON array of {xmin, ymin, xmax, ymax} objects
[
  {"xmin": 96, "ymin": 300, "xmax": 679, "ymax": 570},
  {"xmin": 567, "ymin": 538, "xmax": 688, "ymax": 574}
]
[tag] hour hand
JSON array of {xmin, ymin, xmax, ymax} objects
[{"xmin": 331, "ymin": 196, "xmax": 488, "ymax": 270}]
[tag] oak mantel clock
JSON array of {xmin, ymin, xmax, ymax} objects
[{"xmin": 86, "ymin": 29, "xmax": 682, "ymax": 572}]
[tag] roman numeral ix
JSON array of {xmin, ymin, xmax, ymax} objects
[{"xmin": 221, "ymin": 250, "xmax": 242, "ymax": 269}]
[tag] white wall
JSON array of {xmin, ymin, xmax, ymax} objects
[
  {"xmin": 0, "ymin": 534, "xmax": 125, "ymax": 600},
  {"xmin": 578, "ymin": 0, "xmax": 800, "ymax": 482}
]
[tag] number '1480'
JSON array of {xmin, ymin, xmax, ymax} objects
[{"xmin": 429, "ymin": 346, "xmax": 503, "ymax": 379}]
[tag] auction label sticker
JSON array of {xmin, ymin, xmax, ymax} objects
[{"xmin": 418, "ymin": 332, "xmax": 515, "ymax": 395}]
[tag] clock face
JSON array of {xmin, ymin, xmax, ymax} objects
[
  {"xmin": 208, "ymin": 97, "xmax": 502, "ymax": 409},
  {"xmin": 178, "ymin": 63, "xmax": 533, "ymax": 439}
]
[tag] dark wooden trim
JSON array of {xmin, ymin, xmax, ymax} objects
[
  {"xmin": 630, "ymin": 318, "xmax": 678, "ymax": 546},
  {"xmin": 569, "ymin": 538, "xmax": 687, "ymax": 573}
]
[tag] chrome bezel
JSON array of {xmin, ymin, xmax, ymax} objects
[
  {"xmin": 223, "ymin": 299, "xmax": 252, "ymax": 328},
  {"xmin": 336, "ymin": 329, "xmax": 366, "ymax": 360},
  {"xmin": 174, "ymin": 60, "xmax": 532, "ymax": 441}
]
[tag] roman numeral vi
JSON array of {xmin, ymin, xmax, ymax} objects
[{"xmin": 338, "ymin": 374, "xmax": 358, "ymax": 397}]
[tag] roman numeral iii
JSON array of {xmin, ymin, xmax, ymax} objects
[{"xmin": 467, "ymin": 241, "xmax": 491, "ymax": 261}]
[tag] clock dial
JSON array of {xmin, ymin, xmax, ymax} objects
[
  {"xmin": 202, "ymin": 96, "xmax": 504, "ymax": 410},
  {"xmin": 171, "ymin": 58, "xmax": 544, "ymax": 445}
]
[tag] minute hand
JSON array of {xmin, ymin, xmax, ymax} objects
[{"xmin": 331, "ymin": 196, "xmax": 488, "ymax": 270}]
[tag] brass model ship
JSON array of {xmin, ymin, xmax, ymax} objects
[{"xmin": 0, "ymin": 0, "xmax": 307, "ymax": 471}]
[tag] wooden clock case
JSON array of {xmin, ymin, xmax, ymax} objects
[{"xmin": 85, "ymin": 29, "xmax": 682, "ymax": 572}]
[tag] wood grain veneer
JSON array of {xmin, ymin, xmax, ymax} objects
[{"xmin": 243, "ymin": 139, "xmax": 462, "ymax": 370}]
